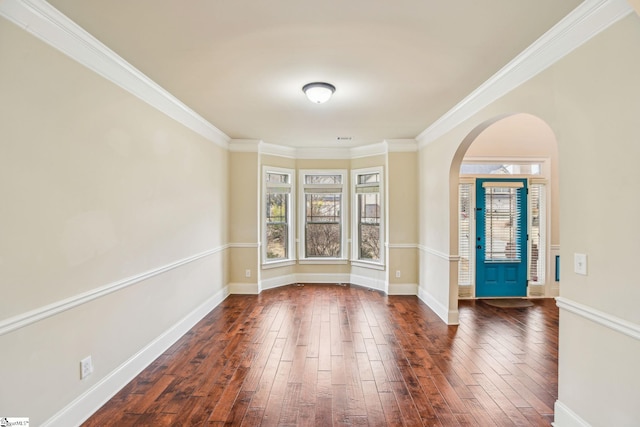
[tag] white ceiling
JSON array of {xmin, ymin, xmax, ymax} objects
[{"xmin": 46, "ymin": 0, "xmax": 582, "ymax": 148}]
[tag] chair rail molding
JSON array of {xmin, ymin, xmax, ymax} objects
[
  {"xmin": 0, "ymin": 245, "xmax": 228, "ymax": 336},
  {"xmin": 555, "ymin": 297, "xmax": 640, "ymax": 341}
]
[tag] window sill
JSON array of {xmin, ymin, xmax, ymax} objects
[
  {"xmin": 351, "ymin": 260, "xmax": 385, "ymax": 271},
  {"xmin": 262, "ymin": 259, "xmax": 296, "ymax": 269},
  {"xmin": 299, "ymin": 259, "xmax": 349, "ymax": 265}
]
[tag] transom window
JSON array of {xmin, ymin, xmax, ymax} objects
[{"xmin": 461, "ymin": 162, "xmax": 542, "ymax": 176}]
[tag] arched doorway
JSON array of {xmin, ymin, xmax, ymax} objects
[{"xmin": 450, "ymin": 113, "xmax": 559, "ymax": 301}]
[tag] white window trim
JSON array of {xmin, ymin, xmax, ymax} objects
[
  {"xmin": 262, "ymin": 166, "xmax": 295, "ymax": 266},
  {"xmin": 299, "ymin": 169, "xmax": 348, "ymax": 261},
  {"xmin": 351, "ymin": 167, "xmax": 384, "ymax": 267},
  {"xmin": 461, "ymin": 157, "xmax": 551, "ymax": 180}
]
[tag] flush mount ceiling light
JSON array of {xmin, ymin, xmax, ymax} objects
[{"xmin": 302, "ymin": 82, "xmax": 336, "ymax": 104}]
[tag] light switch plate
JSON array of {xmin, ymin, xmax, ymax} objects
[{"xmin": 574, "ymin": 253, "xmax": 587, "ymax": 275}]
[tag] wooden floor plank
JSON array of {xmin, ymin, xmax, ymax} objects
[{"xmin": 82, "ymin": 285, "xmax": 559, "ymax": 426}]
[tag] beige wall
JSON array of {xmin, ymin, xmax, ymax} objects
[
  {"xmin": 261, "ymin": 153, "xmax": 296, "ymax": 170},
  {"xmin": 388, "ymin": 152, "xmax": 419, "ymax": 288},
  {"xmin": 0, "ymin": 18, "xmax": 229, "ymax": 424},
  {"xmin": 553, "ymin": 15, "xmax": 640, "ymax": 425},
  {"xmin": 418, "ymin": 13, "xmax": 640, "ymax": 425},
  {"xmin": 228, "ymin": 151, "xmax": 259, "ymax": 285}
]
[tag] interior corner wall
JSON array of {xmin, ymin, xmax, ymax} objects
[
  {"xmin": 418, "ymin": 13, "xmax": 640, "ymax": 426},
  {"xmin": 387, "ymin": 151, "xmax": 419, "ymax": 294},
  {"xmin": 0, "ymin": 17, "xmax": 229, "ymax": 425},
  {"xmin": 228, "ymin": 151, "xmax": 259, "ymax": 290}
]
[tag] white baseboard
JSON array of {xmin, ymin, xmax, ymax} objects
[
  {"xmin": 260, "ymin": 273, "xmax": 394, "ymax": 294},
  {"xmin": 259, "ymin": 273, "xmax": 351, "ymax": 291},
  {"xmin": 553, "ymin": 400, "xmax": 591, "ymax": 427},
  {"xmin": 295, "ymin": 273, "xmax": 351, "ymax": 285},
  {"xmin": 260, "ymin": 274, "xmax": 297, "ymax": 291},
  {"xmin": 349, "ymin": 274, "xmax": 386, "ymax": 292},
  {"xmin": 258, "ymin": 275, "xmax": 421, "ymax": 296},
  {"xmin": 258, "ymin": 274, "xmax": 419, "ymax": 297},
  {"xmin": 228, "ymin": 282, "xmax": 259, "ymax": 294},
  {"xmin": 388, "ymin": 283, "xmax": 418, "ymax": 295},
  {"xmin": 42, "ymin": 286, "xmax": 230, "ymax": 427},
  {"xmin": 417, "ymin": 286, "xmax": 459, "ymax": 325}
]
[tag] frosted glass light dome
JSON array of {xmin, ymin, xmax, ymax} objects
[{"xmin": 302, "ymin": 82, "xmax": 336, "ymax": 104}]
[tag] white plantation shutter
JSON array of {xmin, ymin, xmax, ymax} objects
[
  {"xmin": 458, "ymin": 183, "xmax": 473, "ymax": 287},
  {"xmin": 529, "ymin": 183, "xmax": 546, "ymax": 284}
]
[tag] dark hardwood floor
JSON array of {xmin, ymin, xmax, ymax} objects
[{"xmin": 82, "ymin": 284, "xmax": 559, "ymax": 426}]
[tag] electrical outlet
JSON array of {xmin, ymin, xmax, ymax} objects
[
  {"xmin": 395, "ymin": 270, "xmax": 401, "ymax": 278},
  {"xmin": 80, "ymin": 356, "xmax": 93, "ymax": 379},
  {"xmin": 245, "ymin": 269, "xmax": 251, "ymax": 278}
]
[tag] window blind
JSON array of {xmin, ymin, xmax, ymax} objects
[{"xmin": 484, "ymin": 186, "xmax": 523, "ymax": 261}]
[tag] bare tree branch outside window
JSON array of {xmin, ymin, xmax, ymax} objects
[
  {"xmin": 358, "ymin": 192, "xmax": 380, "ymax": 260},
  {"xmin": 305, "ymin": 193, "xmax": 341, "ymax": 257}
]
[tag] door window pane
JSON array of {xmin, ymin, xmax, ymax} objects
[{"xmin": 484, "ymin": 187, "xmax": 522, "ymax": 261}]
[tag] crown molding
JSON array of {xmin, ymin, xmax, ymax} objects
[
  {"xmin": 294, "ymin": 147, "xmax": 355, "ymax": 160},
  {"xmin": 8, "ymin": 0, "xmax": 629, "ymax": 155},
  {"xmin": 385, "ymin": 139, "xmax": 418, "ymax": 152},
  {"xmin": 256, "ymin": 140, "xmax": 415, "ymax": 160},
  {"xmin": 228, "ymin": 139, "xmax": 261, "ymax": 153},
  {"xmin": 259, "ymin": 141, "xmax": 297, "ymax": 158},
  {"xmin": 350, "ymin": 142, "xmax": 388, "ymax": 159},
  {"xmin": 0, "ymin": 0, "xmax": 230, "ymax": 149},
  {"xmin": 416, "ymin": 0, "xmax": 633, "ymax": 148}
]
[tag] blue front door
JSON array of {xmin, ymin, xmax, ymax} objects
[{"xmin": 476, "ymin": 178, "xmax": 527, "ymax": 297}]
